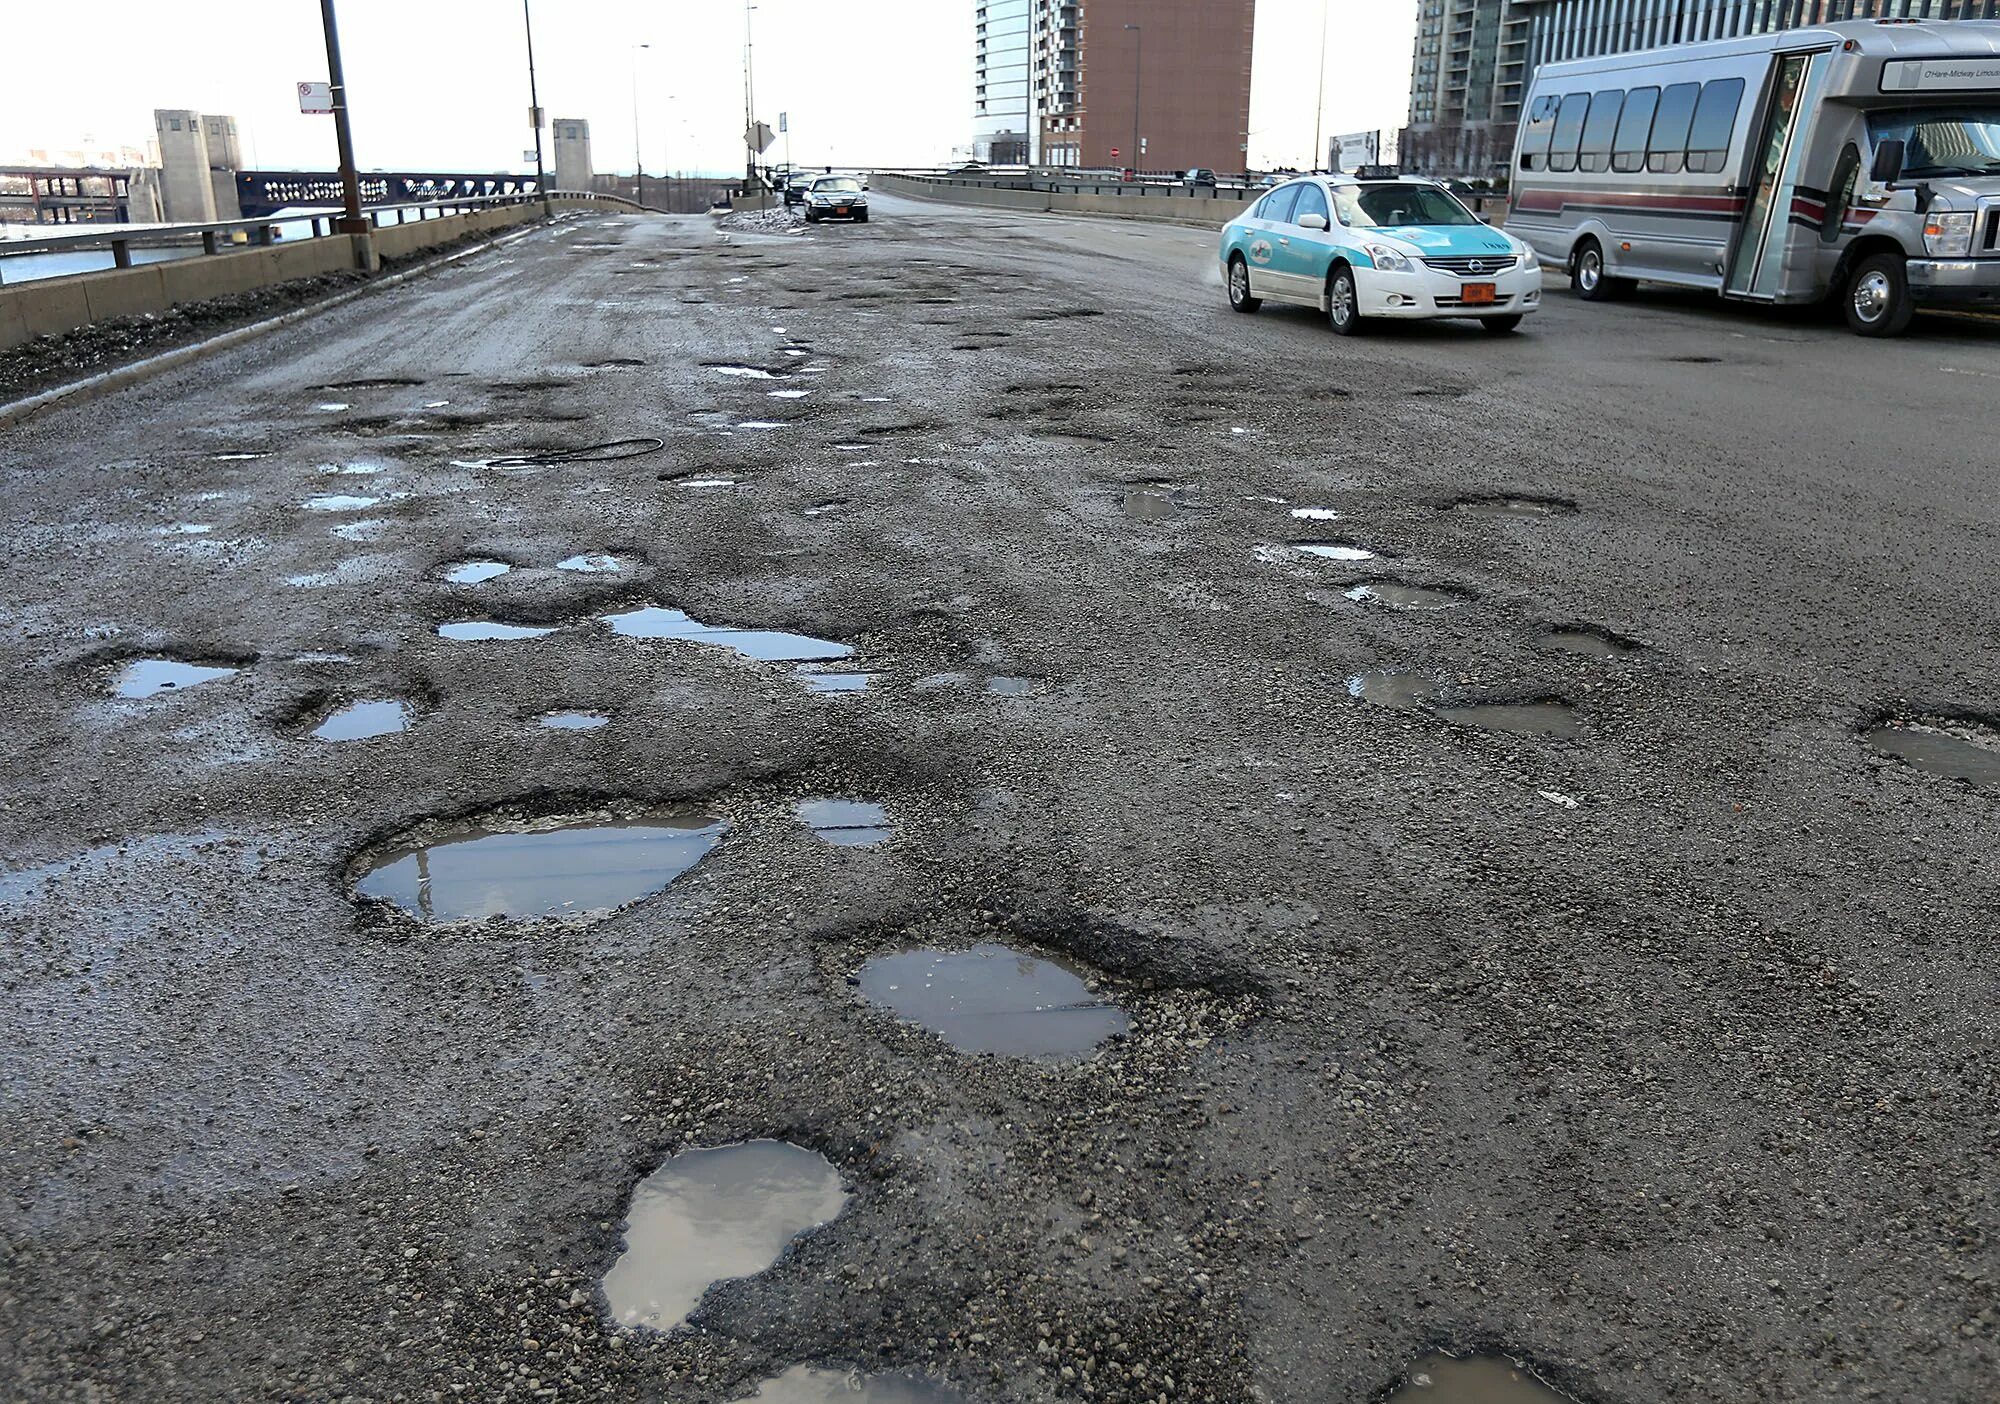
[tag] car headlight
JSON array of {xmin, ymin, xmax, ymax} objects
[
  {"xmin": 1519, "ymin": 245, "xmax": 1540, "ymax": 272},
  {"xmin": 1924, "ymin": 211, "xmax": 1973, "ymax": 257},
  {"xmin": 1363, "ymin": 243, "xmax": 1412, "ymax": 272}
]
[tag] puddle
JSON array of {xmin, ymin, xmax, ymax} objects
[
  {"xmin": 768, "ymin": 389, "xmax": 813, "ymax": 399},
  {"xmin": 684, "ymin": 478, "xmax": 737, "ymax": 489},
  {"xmin": 1451, "ymin": 495, "xmax": 1577, "ymax": 518},
  {"xmin": 1347, "ymin": 672, "xmax": 1439, "ymax": 710},
  {"xmin": 111, "ymin": 658, "xmax": 239, "ymax": 699},
  {"xmin": 857, "ymin": 943, "xmax": 1128, "ymax": 1058},
  {"xmin": 1436, "ymin": 700, "xmax": 1582, "ymax": 738},
  {"xmin": 213, "ymin": 451, "xmax": 271, "ymax": 461},
  {"xmin": 539, "ymin": 711, "xmax": 610, "ymax": 730},
  {"xmin": 795, "ymin": 798, "xmax": 891, "ymax": 847},
  {"xmin": 1296, "ymin": 542, "xmax": 1379, "ymax": 563},
  {"xmin": 1345, "ymin": 583, "xmax": 1468, "ymax": 611},
  {"xmin": 558, "ymin": 554, "xmax": 629, "ymax": 574},
  {"xmin": 318, "ymin": 462, "xmax": 383, "ymax": 475},
  {"xmin": 603, "ymin": 606, "xmax": 851, "ymax": 663},
  {"xmin": 710, "ymin": 365, "xmax": 787, "ymax": 379},
  {"xmin": 155, "ymin": 522, "xmax": 214, "ymax": 536},
  {"xmin": 445, "ymin": 560, "xmax": 512, "ymax": 585},
  {"xmin": 1291, "ymin": 507, "xmax": 1341, "ymax": 521},
  {"xmin": 794, "ymin": 668, "xmax": 875, "ymax": 695},
  {"xmin": 437, "ymin": 620, "xmax": 558, "ymax": 642},
  {"xmin": 1865, "ymin": 717, "xmax": 2000, "ymax": 786},
  {"xmin": 1387, "ymin": 1353, "xmax": 1574, "ymax": 1403},
  {"xmin": 736, "ymin": 421, "xmax": 787, "ymax": 431},
  {"xmin": 330, "ymin": 519, "xmax": 389, "ymax": 542},
  {"xmin": 302, "ymin": 494, "xmax": 379, "ymax": 512},
  {"xmin": 314, "ymin": 402, "xmax": 350, "ymax": 412},
  {"xmin": 986, "ymin": 676, "xmax": 1038, "ymax": 697},
  {"xmin": 312, "ymin": 699, "xmax": 412, "ymax": 742},
  {"xmin": 1543, "ymin": 628, "xmax": 1642, "ymax": 658},
  {"xmin": 602, "ymin": 1141, "xmax": 848, "ymax": 1332},
  {"xmin": 728, "ymin": 1367, "xmax": 961, "ymax": 1404},
  {"xmin": 353, "ymin": 805, "xmax": 726, "ymax": 922},
  {"xmin": 1123, "ymin": 488, "xmax": 1180, "ymax": 520}
]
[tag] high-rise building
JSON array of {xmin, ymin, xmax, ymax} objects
[
  {"xmin": 972, "ymin": 0, "xmax": 1254, "ymax": 171},
  {"xmin": 553, "ymin": 119, "xmax": 593, "ymax": 193},
  {"xmin": 1402, "ymin": 0, "xmax": 2000, "ymax": 177}
]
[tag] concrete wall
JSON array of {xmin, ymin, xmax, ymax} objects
[
  {"xmin": 154, "ymin": 110, "xmax": 216, "ymax": 223},
  {"xmin": 554, "ymin": 119, "xmax": 593, "ymax": 192},
  {"xmin": 875, "ymin": 173, "xmax": 1250, "ymax": 229},
  {"xmin": 0, "ymin": 201, "xmax": 571, "ymax": 354}
]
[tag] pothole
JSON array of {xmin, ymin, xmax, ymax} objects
[
  {"xmin": 1865, "ymin": 715, "xmax": 2000, "ymax": 786},
  {"xmin": 558, "ymin": 554, "xmax": 630, "ymax": 574},
  {"xmin": 726, "ymin": 1366, "xmax": 961, "ymax": 1404},
  {"xmin": 602, "ymin": 605, "xmax": 851, "ymax": 663},
  {"xmin": 111, "ymin": 658, "xmax": 240, "ymax": 699},
  {"xmin": 302, "ymin": 494, "xmax": 379, "ymax": 512},
  {"xmin": 795, "ymin": 798, "xmax": 891, "ymax": 847},
  {"xmin": 1388, "ymin": 1353, "xmax": 1575, "ymax": 1402},
  {"xmin": 1347, "ymin": 672, "xmax": 1439, "ymax": 709},
  {"xmin": 317, "ymin": 377, "xmax": 422, "ymax": 391},
  {"xmin": 1123, "ymin": 488, "xmax": 1182, "ymax": 520},
  {"xmin": 444, "ymin": 560, "xmax": 512, "ymax": 585},
  {"xmin": 1291, "ymin": 507, "xmax": 1340, "ymax": 521},
  {"xmin": 350, "ymin": 802, "xmax": 726, "ymax": 923},
  {"xmin": 1345, "ymin": 582, "xmax": 1469, "ymax": 611},
  {"xmin": 331, "ymin": 518, "xmax": 389, "ymax": 543},
  {"xmin": 794, "ymin": 667, "xmax": 876, "ymax": 695},
  {"xmin": 317, "ymin": 461, "xmax": 383, "ymax": 476},
  {"xmin": 602, "ymin": 1140, "xmax": 847, "ymax": 1333},
  {"xmin": 1449, "ymin": 494, "xmax": 1578, "ymax": 518},
  {"xmin": 538, "ymin": 711, "xmax": 609, "ymax": 731},
  {"xmin": 312, "ymin": 699, "xmax": 412, "ymax": 742},
  {"xmin": 1436, "ymin": 699, "xmax": 1582, "ymax": 738},
  {"xmin": 438, "ymin": 620, "xmax": 558, "ymax": 642},
  {"xmin": 986, "ymin": 676, "xmax": 1039, "ymax": 697},
  {"xmin": 857, "ymin": 943, "xmax": 1129, "ymax": 1057},
  {"xmin": 1542, "ymin": 627, "xmax": 1643, "ymax": 658},
  {"xmin": 803, "ymin": 500, "xmax": 846, "ymax": 517},
  {"xmin": 1294, "ymin": 541, "xmax": 1381, "ymax": 563},
  {"xmin": 707, "ymin": 364, "xmax": 790, "ymax": 380}
]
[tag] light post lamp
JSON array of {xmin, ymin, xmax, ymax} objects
[
  {"xmin": 1123, "ymin": 23, "xmax": 1142, "ymax": 177},
  {"xmin": 523, "ymin": 0, "xmax": 551, "ymax": 215},
  {"xmin": 632, "ymin": 42, "xmax": 651, "ymax": 209}
]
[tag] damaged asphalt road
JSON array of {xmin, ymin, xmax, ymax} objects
[{"xmin": 1, "ymin": 194, "xmax": 1996, "ymax": 1403}]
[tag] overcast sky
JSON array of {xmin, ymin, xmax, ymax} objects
[{"xmin": 1, "ymin": 0, "xmax": 1416, "ymax": 175}]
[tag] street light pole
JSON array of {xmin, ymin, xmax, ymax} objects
[
  {"xmin": 1312, "ymin": 0, "xmax": 1330, "ymax": 171},
  {"xmin": 318, "ymin": 0, "xmax": 366, "ymax": 237},
  {"xmin": 744, "ymin": 3, "xmax": 765, "ymax": 209},
  {"xmin": 632, "ymin": 43, "xmax": 650, "ymax": 210},
  {"xmin": 1124, "ymin": 23, "xmax": 1142, "ymax": 177},
  {"xmin": 523, "ymin": 0, "xmax": 551, "ymax": 216}
]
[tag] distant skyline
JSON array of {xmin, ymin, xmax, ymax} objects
[{"xmin": 1, "ymin": 1, "xmax": 1416, "ymax": 176}]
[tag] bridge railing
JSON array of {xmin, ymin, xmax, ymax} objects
[{"xmin": 0, "ymin": 190, "xmax": 641, "ymax": 284}]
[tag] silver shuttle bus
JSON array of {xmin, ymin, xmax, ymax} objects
[{"xmin": 1509, "ymin": 18, "xmax": 2000, "ymax": 335}]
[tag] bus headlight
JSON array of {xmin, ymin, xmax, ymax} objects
[
  {"xmin": 1363, "ymin": 243, "xmax": 1412, "ymax": 272},
  {"xmin": 1924, "ymin": 212, "xmax": 1974, "ymax": 257}
]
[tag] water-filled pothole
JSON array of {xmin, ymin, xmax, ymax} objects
[
  {"xmin": 1437, "ymin": 699, "xmax": 1582, "ymax": 738},
  {"xmin": 602, "ymin": 1140, "xmax": 847, "ymax": 1333},
  {"xmin": 1865, "ymin": 716, "xmax": 2000, "ymax": 786},
  {"xmin": 111, "ymin": 658, "xmax": 240, "ymax": 699},
  {"xmin": 1449, "ymin": 495, "xmax": 1577, "ymax": 518},
  {"xmin": 1542, "ymin": 627, "xmax": 1643, "ymax": 658},
  {"xmin": 1347, "ymin": 672, "xmax": 1440, "ymax": 710},
  {"xmin": 1387, "ymin": 1353, "xmax": 1574, "ymax": 1403},
  {"xmin": 445, "ymin": 560, "xmax": 512, "ymax": 585},
  {"xmin": 728, "ymin": 1368, "xmax": 962, "ymax": 1404},
  {"xmin": 795, "ymin": 798, "xmax": 891, "ymax": 847},
  {"xmin": 603, "ymin": 606, "xmax": 851, "ymax": 663},
  {"xmin": 1346, "ymin": 583, "xmax": 1468, "ymax": 611},
  {"xmin": 558, "ymin": 554, "xmax": 629, "ymax": 574},
  {"xmin": 331, "ymin": 518, "xmax": 389, "ymax": 543},
  {"xmin": 857, "ymin": 943, "xmax": 1129, "ymax": 1057},
  {"xmin": 1291, "ymin": 506, "xmax": 1341, "ymax": 521},
  {"xmin": 539, "ymin": 711, "xmax": 609, "ymax": 730},
  {"xmin": 438, "ymin": 620, "xmax": 558, "ymax": 642},
  {"xmin": 1123, "ymin": 488, "xmax": 1181, "ymax": 520},
  {"xmin": 1295, "ymin": 541, "xmax": 1380, "ymax": 562},
  {"xmin": 987, "ymin": 676, "xmax": 1039, "ymax": 697},
  {"xmin": 313, "ymin": 699, "xmax": 411, "ymax": 741},
  {"xmin": 302, "ymin": 494, "xmax": 379, "ymax": 512},
  {"xmin": 351, "ymin": 804, "xmax": 726, "ymax": 923},
  {"xmin": 794, "ymin": 668, "xmax": 875, "ymax": 695}
]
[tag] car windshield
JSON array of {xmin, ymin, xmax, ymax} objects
[
  {"xmin": 1867, "ymin": 106, "xmax": 2000, "ymax": 178},
  {"xmin": 814, "ymin": 178, "xmax": 862, "ymax": 193},
  {"xmin": 1332, "ymin": 184, "xmax": 1478, "ymax": 228}
]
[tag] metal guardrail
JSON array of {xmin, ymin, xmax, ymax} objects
[
  {"xmin": 0, "ymin": 190, "xmax": 645, "ymax": 283},
  {"xmin": 877, "ymin": 171, "xmax": 1512, "ymax": 221}
]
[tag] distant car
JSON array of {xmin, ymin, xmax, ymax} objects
[
  {"xmin": 1185, "ymin": 168, "xmax": 1218, "ymax": 188},
  {"xmin": 951, "ymin": 160, "xmax": 987, "ymax": 173},
  {"xmin": 1219, "ymin": 174, "xmax": 1542, "ymax": 335},
  {"xmin": 783, "ymin": 175, "xmax": 812, "ymax": 207},
  {"xmin": 1252, "ymin": 173, "xmax": 1284, "ymax": 189},
  {"xmin": 804, "ymin": 175, "xmax": 868, "ymax": 223}
]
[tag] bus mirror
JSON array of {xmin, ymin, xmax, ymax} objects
[{"xmin": 1870, "ymin": 139, "xmax": 1905, "ymax": 184}]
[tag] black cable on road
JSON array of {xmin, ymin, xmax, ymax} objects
[{"xmin": 484, "ymin": 436, "xmax": 666, "ymax": 467}]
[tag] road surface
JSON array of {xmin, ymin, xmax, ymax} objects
[{"xmin": 2, "ymin": 190, "xmax": 1997, "ymax": 1403}]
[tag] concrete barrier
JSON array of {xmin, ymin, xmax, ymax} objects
[{"xmin": 877, "ymin": 173, "xmax": 1249, "ymax": 230}]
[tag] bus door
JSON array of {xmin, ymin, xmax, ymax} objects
[{"xmin": 1725, "ymin": 49, "xmax": 1833, "ymax": 300}]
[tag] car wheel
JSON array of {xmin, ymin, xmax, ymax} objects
[
  {"xmin": 856, "ymin": 211, "xmax": 869, "ymax": 223},
  {"xmin": 804, "ymin": 210, "xmax": 818, "ymax": 223},
  {"xmin": 1479, "ymin": 315, "xmax": 1524, "ymax": 335},
  {"xmin": 1843, "ymin": 252, "xmax": 1914, "ymax": 337},
  {"xmin": 1327, "ymin": 265, "xmax": 1367, "ymax": 336},
  {"xmin": 1227, "ymin": 255, "xmax": 1261, "ymax": 314}
]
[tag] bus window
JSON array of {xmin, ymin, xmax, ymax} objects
[
  {"xmin": 1612, "ymin": 87, "xmax": 1659, "ymax": 174},
  {"xmin": 1579, "ymin": 89, "xmax": 1625, "ymax": 174},
  {"xmin": 1520, "ymin": 94, "xmax": 1557, "ymax": 171},
  {"xmin": 1550, "ymin": 93, "xmax": 1590, "ymax": 174},
  {"xmin": 1648, "ymin": 83, "xmax": 1699, "ymax": 174},
  {"xmin": 1686, "ymin": 77, "xmax": 1746, "ymax": 175}
]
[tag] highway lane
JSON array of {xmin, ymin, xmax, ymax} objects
[{"xmin": 2, "ymin": 198, "xmax": 1997, "ymax": 1403}]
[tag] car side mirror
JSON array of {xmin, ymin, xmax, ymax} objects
[
  {"xmin": 1297, "ymin": 213, "xmax": 1329, "ymax": 232},
  {"xmin": 1870, "ymin": 139, "xmax": 1905, "ymax": 184}
]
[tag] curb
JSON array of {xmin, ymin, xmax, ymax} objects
[{"xmin": 0, "ymin": 217, "xmax": 567, "ymax": 432}]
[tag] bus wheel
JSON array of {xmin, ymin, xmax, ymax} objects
[
  {"xmin": 1843, "ymin": 252, "xmax": 1914, "ymax": 337},
  {"xmin": 1571, "ymin": 238, "xmax": 1624, "ymax": 301}
]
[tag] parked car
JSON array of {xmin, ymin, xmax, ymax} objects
[
  {"xmin": 1219, "ymin": 174, "xmax": 1543, "ymax": 335},
  {"xmin": 783, "ymin": 174, "xmax": 813, "ymax": 207},
  {"xmin": 804, "ymin": 175, "xmax": 869, "ymax": 223},
  {"xmin": 1185, "ymin": 168, "xmax": 1219, "ymax": 187}
]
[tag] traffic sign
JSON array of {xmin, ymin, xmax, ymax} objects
[
  {"xmin": 297, "ymin": 81, "xmax": 332, "ymax": 115},
  {"xmin": 779, "ymin": 112, "xmax": 788, "ymax": 134},
  {"xmin": 1110, "ymin": 146, "xmax": 1120, "ymax": 159},
  {"xmin": 746, "ymin": 121, "xmax": 775, "ymax": 154}
]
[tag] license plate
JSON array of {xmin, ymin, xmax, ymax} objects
[
  {"xmin": 834, "ymin": 207, "xmax": 850, "ymax": 215},
  {"xmin": 1463, "ymin": 282, "xmax": 1497, "ymax": 304}
]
